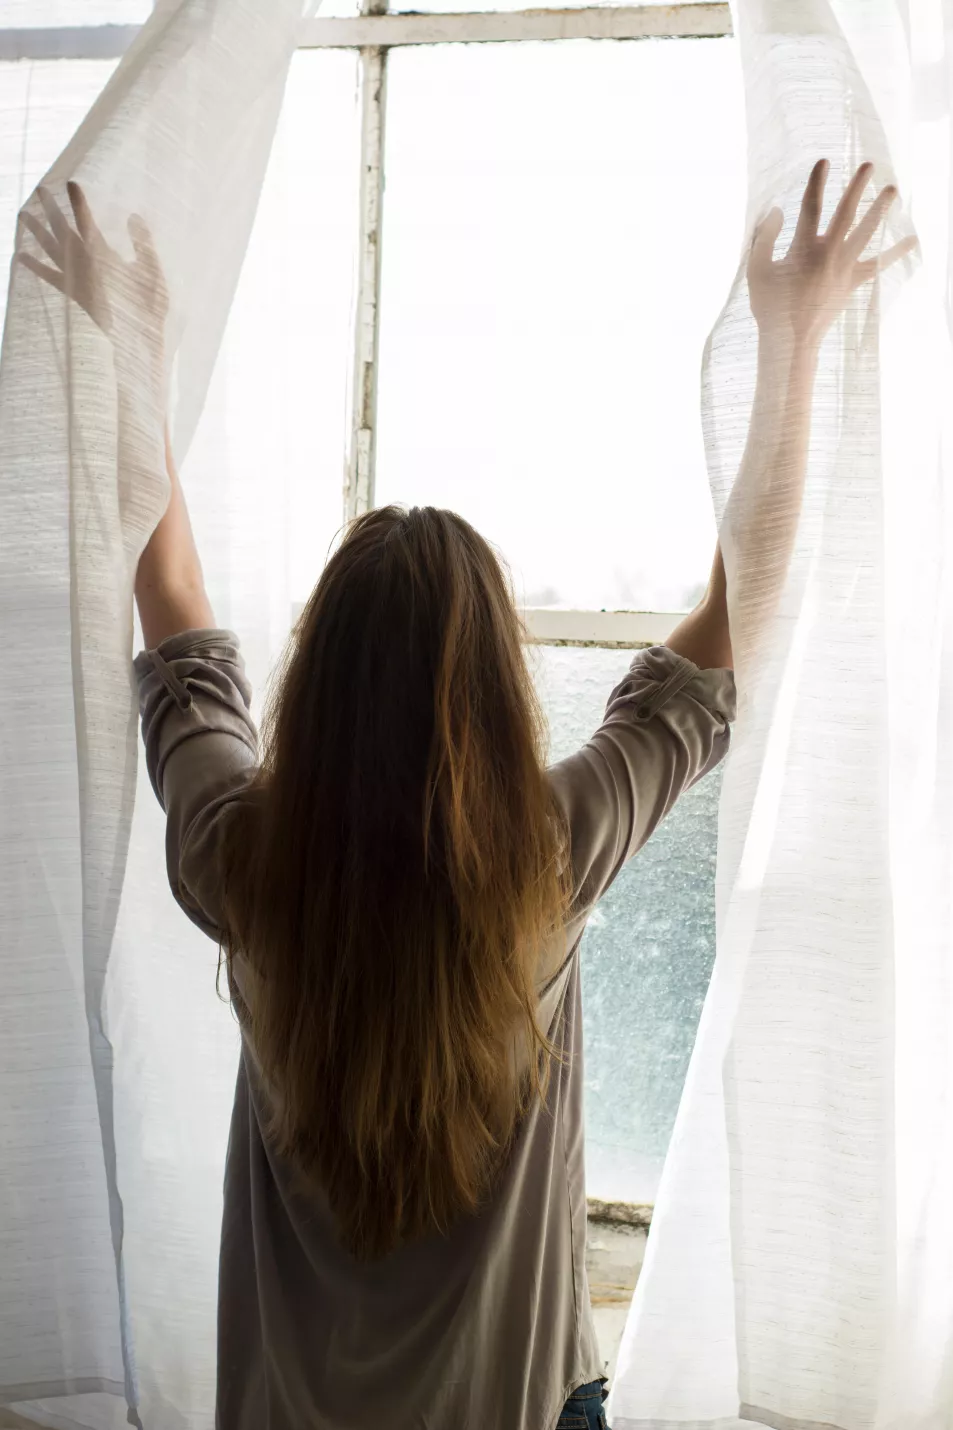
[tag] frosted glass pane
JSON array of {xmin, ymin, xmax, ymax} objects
[
  {"xmin": 377, "ymin": 40, "xmax": 746, "ymax": 611},
  {"xmin": 182, "ymin": 48, "xmax": 359, "ymax": 668},
  {"xmin": 532, "ymin": 644, "xmax": 719, "ymax": 1203}
]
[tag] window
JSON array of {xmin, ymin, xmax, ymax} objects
[
  {"xmin": 534, "ymin": 645, "xmax": 723, "ymax": 1202},
  {"xmin": 185, "ymin": 49, "xmax": 361, "ymax": 661},
  {"xmin": 377, "ymin": 37, "xmax": 744, "ymax": 614},
  {"xmin": 5, "ymin": 2, "xmax": 742, "ymax": 1206}
]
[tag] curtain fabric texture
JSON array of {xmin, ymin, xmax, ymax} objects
[
  {"xmin": 610, "ymin": 3, "xmax": 953, "ymax": 1428},
  {"xmin": 0, "ymin": 4, "xmax": 315, "ymax": 1427}
]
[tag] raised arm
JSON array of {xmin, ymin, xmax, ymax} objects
[
  {"xmin": 135, "ymin": 431, "xmax": 214, "ymax": 648},
  {"xmin": 19, "ymin": 181, "xmax": 214, "ymax": 648},
  {"xmin": 19, "ymin": 182, "xmax": 256, "ymax": 939},
  {"xmin": 665, "ymin": 160, "xmax": 915, "ymax": 676}
]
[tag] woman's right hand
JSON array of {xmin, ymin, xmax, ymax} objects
[
  {"xmin": 19, "ymin": 181, "xmax": 169, "ymax": 391},
  {"xmin": 748, "ymin": 159, "xmax": 916, "ymax": 346}
]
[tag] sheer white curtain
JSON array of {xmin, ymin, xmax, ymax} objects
[
  {"xmin": 0, "ymin": 4, "xmax": 326, "ymax": 1427},
  {"xmin": 611, "ymin": 3, "xmax": 953, "ymax": 1427}
]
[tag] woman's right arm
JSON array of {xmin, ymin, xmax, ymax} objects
[
  {"xmin": 134, "ymin": 431, "xmax": 215, "ymax": 649},
  {"xmin": 550, "ymin": 162, "xmax": 916, "ymax": 922},
  {"xmin": 548, "ymin": 647, "xmax": 735, "ymax": 920},
  {"xmin": 719, "ymin": 159, "xmax": 914, "ymax": 675},
  {"xmin": 19, "ymin": 182, "xmax": 216, "ymax": 649}
]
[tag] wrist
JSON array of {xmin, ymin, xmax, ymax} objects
[
  {"xmin": 756, "ymin": 327, "xmax": 822, "ymax": 396},
  {"xmin": 114, "ymin": 333, "xmax": 167, "ymax": 412},
  {"xmin": 756, "ymin": 321, "xmax": 821, "ymax": 363}
]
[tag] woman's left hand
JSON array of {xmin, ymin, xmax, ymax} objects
[{"xmin": 19, "ymin": 181, "xmax": 169, "ymax": 381}]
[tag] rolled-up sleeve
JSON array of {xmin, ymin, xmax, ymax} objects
[
  {"xmin": 134, "ymin": 628, "xmax": 259, "ymax": 940},
  {"xmin": 548, "ymin": 645, "xmax": 736, "ymax": 920}
]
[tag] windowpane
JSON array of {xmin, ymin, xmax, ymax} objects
[
  {"xmin": 185, "ymin": 49, "xmax": 359, "ymax": 658},
  {"xmin": 532, "ymin": 644, "xmax": 719, "ymax": 1202},
  {"xmin": 377, "ymin": 39, "xmax": 745, "ymax": 612}
]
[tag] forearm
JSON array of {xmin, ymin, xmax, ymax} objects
[
  {"xmin": 723, "ymin": 330, "xmax": 820, "ymax": 668},
  {"xmin": 666, "ymin": 331, "xmax": 819, "ymax": 675},
  {"xmin": 134, "ymin": 427, "xmax": 215, "ymax": 649}
]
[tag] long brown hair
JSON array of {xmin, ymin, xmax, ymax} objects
[{"xmin": 222, "ymin": 506, "xmax": 568, "ymax": 1261}]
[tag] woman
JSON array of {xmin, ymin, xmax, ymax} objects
[{"xmin": 21, "ymin": 162, "xmax": 911, "ymax": 1430}]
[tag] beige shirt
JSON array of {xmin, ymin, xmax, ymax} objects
[{"xmin": 135, "ymin": 631, "xmax": 735, "ymax": 1430}]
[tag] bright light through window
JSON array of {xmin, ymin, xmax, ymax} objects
[
  {"xmin": 376, "ymin": 37, "xmax": 746, "ymax": 611},
  {"xmin": 185, "ymin": 49, "xmax": 360, "ymax": 665}
]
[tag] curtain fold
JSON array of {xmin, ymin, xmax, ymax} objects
[
  {"xmin": 610, "ymin": 3, "xmax": 953, "ymax": 1427},
  {"xmin": 0, "ymin": 4, "xmax": 316, "ymax": 1426}
]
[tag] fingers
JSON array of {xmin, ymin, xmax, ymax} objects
[
  {"xmin": 18, "ymin": 252, "xmax": 66, "ymax": 294},
  {"xmin": 826, "ymin": 161, "xmax": 874, "ymax": 244},
  {"xmin": 67, "ymin": 180, "xmax": 107, "ymax": 252},
  {"xmin": 36, "ymin": 184, "xmax": 74, "ymax": 247},
  {"xmin": 793, "ymin": 159, "xmax": 829, "ymax": 246},
  {"xmin": 853, "ymin": 234, "xmax": 919, "ymax": 288},
  {"xmin": 848, "ymin": 183, "xmax": 899, "ymax": 256},
  {"xmin": 20, "ymin": 211, "xmax": 62, "ymax": 267},
  {"xmin": 750, "ymin": 207, "xmax": 784, "ymax": 278}
]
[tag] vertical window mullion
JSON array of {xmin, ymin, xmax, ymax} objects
[{"xmin": 344, "ymin": 0, "xmax": 388, "ymax": 523}]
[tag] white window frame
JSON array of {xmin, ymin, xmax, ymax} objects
[
  {"xmin": 523, "ymin": 607, "xmax": 684, "ymax": 649},
  {"xmin": 2, "ymin": 2, "xmax": 732, "ymax": 646}
]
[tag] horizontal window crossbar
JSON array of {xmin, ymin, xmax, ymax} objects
[
  {"xmin": 291, "ymin": 604, "xmax": 680, "ymax": 648},
  {"xmin": 587, "ymin": 1197, "xmax": 652, "ymax": 1228},
  {"xmin": 0, "ymin": 4, "xmax": 731, "ymax": 61},
  {"xmin": 524, "ymin": 608, "xmax": 681, "ymax": 649},
  {"xmin": 299, "ymin": 4, "xmax": 732, "ymax": 47}
]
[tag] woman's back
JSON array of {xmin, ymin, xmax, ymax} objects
[
  {"xmin": 218, "ymin": 508, "xmax": 572, "ymax": 1262},
  {"xmin": 136, "ymin": 569, "xmax": 734, "ymax": 1429},
  {"xmin": 217, "ymin": 893, "xmax": 592, "ymax": 1430}
]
